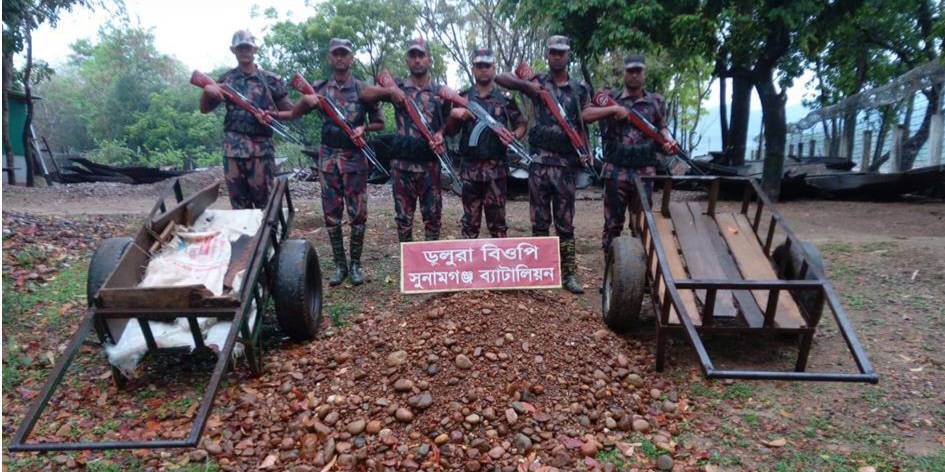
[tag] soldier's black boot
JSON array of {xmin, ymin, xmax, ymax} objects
[
  {"xmin": 424, "ymin": 230, "xmax": 439, "ymax": 241},
  {"xmin": 349, "ymin": 225, "xmax": 366, "ymax": 286},
  {"xmin": 398, "ymin": 232, "xmax": 413, "ymax": 243},
  {"xmin": 560, "ymin": 239, "xmax": 585, "ymax": 294},
  {"xmin": 328, "ymin": 227, "xmax": 348, "ymax": 286}
]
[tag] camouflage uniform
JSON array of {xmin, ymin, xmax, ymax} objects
[
  {"xmin": 390, "ymin": 76, "xmax": 450, "ymax": 242},
  {"xmin": 218, "ymin": 67, "xmax": 288, "ymax": 209},
  {"xmin": 525, "ymin": 70, "xmax": 590, "ymax": 284},
  {"xmin": 312, "ymin": 71, "xmax": 385, "ymax": 285},
  {"xmin": 599, "ymin": 88, "xmax": 666, "ymax": 254},
  {"xmin": 458, "ymin": 86, "xmax": 525, "ymax": 239}
]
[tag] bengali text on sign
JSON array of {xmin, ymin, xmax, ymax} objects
[{"xmin": 400, "ymin": 237, "xmax": 561, "ymax": 293}]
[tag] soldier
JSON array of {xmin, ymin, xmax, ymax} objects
[
  {"xmin": 582, "ymin": 54, "xmax": 677, "ymax": 255},
  {"xmin": 199, "ymin": 30, "xmax": 294, "ymax": 209},
  {"xmin": 291, "ymin": 38, "xmax": 385, "ymax": 286},
  {"xmin": 362, "ymin": 39, "xmax": 449, "ymax": 242},
  {"xmin": 496, "ymin": 35, "xmax": 590, "ymax": 294},
  {"xmin": 445, "ymin": 48, "xmax": 527, "ymax": 239}
]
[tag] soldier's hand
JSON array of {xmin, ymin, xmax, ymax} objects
[
  {"xmin": 302, "ymin": 94, "xmax": 321, "ymax": 111},
  {"xmin": 612, "ymin": 105, "xmax": 629, "ymax": 121},
  {"xmin": 525, "ymin": 81, "xmax": 542, "ymax": 98},
  {"xmin": 389, "ymin": 88, "xmax": 407, "ymax": 107},
  {"xmin": 450, "ymin": 107, "xmax": 472, "ymax": 121},
  {"xmin": 203, "ymin": 84, "xmax": 225, "ymax": 102},
  {"xmin": 255, "ymin": 110, "xmax": 274, "ymax": 125},
  {"xmin": 351, "ymin": 125, "xmax": 365, "ymax": 142},
  {"xmin": 662, "ymin": 138, "xmax": 678, "ymax": 154},
  {"xmin": 579, "ymin": 154, "xmax": 592, "ymax": 168},
  {"xmin": 497, "ymin": 128, "xmax": 515, "ymax": 147},
  {"xmin": 431, "ymin": 132, "xmax": 445, "ymax": 155}
]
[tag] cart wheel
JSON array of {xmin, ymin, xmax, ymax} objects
[
  {"xmin": 86, "ymin": 237, "xmax": 134, "ymax": 306},
  {"xmin": 602, "ymin": 236, "xmax": 646, "ymax": 332},
  {"xmin": 773, "ymin": 240, "xmax": 824, "ymax": 279},
  {"xmin": 271, "ymin": 239, "xmax": 323, "ymax": 341}
]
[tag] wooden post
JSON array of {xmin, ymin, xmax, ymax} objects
[
  {"xmin": 929, "ymin": 113, "xmax": 943, "ymax": 166},
  {"xmin": 892, "ymin": 125, "xmax": 904, "ymax": 172},
  {"xmin": 797, "ymin": 142, "xmax": 804, "ymax": 158},
  {"xmin": 788, "ymin": 143, "xmax": 795, "ymax": 158},
  {"xmin": 809, "ymin": 139, "xmax": 816, "ymax": 158},
  {"xmin": 861, "ymin": 130, "xmax": 872, "ymax": 171}
]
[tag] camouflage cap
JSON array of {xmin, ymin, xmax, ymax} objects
[
  {"xmin": 407, "ymin": 38, "xmax": 429, "ymax": 54},
  {"xmin": 624, "ymin": 54, "xmax": 646, "ymax": 70},
  {"xmin": 546, "ymin": 35, "xmax": 571, "ymax": 51},
  {"xmin": 471, "ymin": 47, "xmax": 495, "ymax": 64},
  {"xmin": 231, "ymin": 30, "xmax": 257, "ymax": 48},
  {"xmin": 329, "ymin": 38, "xmax": 354, "ymax": 53}
]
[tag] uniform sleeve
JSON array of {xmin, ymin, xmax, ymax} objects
[
  {"xmin": 578, "ymin": 82, "xmax": 591, "ymax": 110},
  {"xmin": 651, "ymin": 93, "xmax": 668, "ymax": 130},
  {"xmin": 506, "ymin": 96, "xmax": 526, "ymax": 128},
  {"xmin": 268, "ymin": 74, "xmax": 289, "ymax": 102}
]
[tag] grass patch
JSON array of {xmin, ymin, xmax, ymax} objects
[
  {"xmin": 628, "ymin": 432, "xmax": 662, "ymax": 459},
  {"xmin": 2, "ymin": 260, "xmax": 89, "ymax": 330},
  {"xmin": 595, "ymin": 448, "xmax": 631, "ymax": 469},
  {"xmin": 326, "ymin": 300, "xmax": 358, "ymax": 327},
  {"xmin": 723, "ymin": 383, "xmax": 755, "ymax": 401}
]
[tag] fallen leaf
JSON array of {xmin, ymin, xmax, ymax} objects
[
  {"xmin": 761, "ymin": 438, "xmax": 787, "ymax": 448},
  {"xmin": 258, "ymin": 454, "xmax": 278, "ymax": 469},
  {"xmin": 560, "ymin": 436, "xmax": 583, "ymax": 449}
]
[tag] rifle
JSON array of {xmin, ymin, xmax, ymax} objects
[
  {"xmin": 436, "ymin": 86, "xmax": 531, "ymax": 166},
  {"xmin": 591, "ymin": 91, "xmax": 704, "ymax": 176},
  {"xmin": 190, "ymin": 70, "xmax": 304, "ymax": 146},
  {"xmin": 376, "ymin": 69, "xmax": 461, "ymax": 195},
  {"xmin": 514, "ymin": 63, "xmax": 600, "ymax": 180},
  {"xmin": 289, "ymin": 73, "xmax": 389, "ymax": 177}
]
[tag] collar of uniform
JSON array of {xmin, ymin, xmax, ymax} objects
[
  {"xmin": 617, "ymin": 88, "xmax": 651, "ymax": 103},
  {"xmin": 540, "ymin": 72, "xmax": 574, "ymax": 89},
  {"xmin": 403, "ymin": 76, "xmax": 435, "ymax": 92},
  {"xmin": 327, "ymin": 74, "xmax": 356, "ymax": 90},
  {"xmin": 467, "ymin": 84, "xmax": 498, "ymax": 99}
]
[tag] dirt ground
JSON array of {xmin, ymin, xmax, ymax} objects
[{"xmin": 2, "ymin": 171, "xmax": 944, "ymax": 471}]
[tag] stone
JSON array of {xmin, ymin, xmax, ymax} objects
[
  {"xmin": 514, "ymin": 433, "xmax": 532, "ymax": 451},
  {"xmin": 488, "ymin": 446, "xmax": 505, "ymax": 459},
  {"xmin": 395, "ymin": 408, "xmax": 414, "ymax": 423},
  {"xmin": 657, "ymin": 455, "xmax": 674, "ymax": 470},
  {"xmin": 386, "ymin": 350, "xmax": 408, "ymax": 367},
  {"xmin": 604, "ymin": 418, "xmax": 617, "ymax": 429},
  {"xmin": 662, "ymin": 400, "xmax": 677, "ymax": 413},
  {"xmin": 580, "ymin": 441, "xmax": 599, "ymax": 457},
  {"xmin": 366, "ymin": 420, "xmax": 382, "ymax": 434},
  {"xmin": 408, "ymin": 392, "xmax": 434, "ymax": 410},
  {"xmin": 464, "ymin": 414, "xmax": 481, "ymax": 424},
  {"xmin": 456, "ymin": 354, "xmax": 473, "ymax": 369},
  {"xmin": 632, "ymin": 419, "xmax": 651, "ymax": 433},
  {"xmin": 593, "ymin": 329, "xmax": 609, "ymax": 339},
  {"xmin": 434, "ymin": 433, "xmax": 449, "ymax": 445},
  {"xmin": 626, "ymin": 374, "xmax": 644, "ymax": 388},
  {"xmin": 346, "ymin": 419, "xmax": 366, "ymax": 435},
  {"xmin": 505, "ymin": 408, "xmax": 519, "ymax": 425},
  {"xmin": 394, "ymin": 378, "xmax": 414, "ymax": 392}
]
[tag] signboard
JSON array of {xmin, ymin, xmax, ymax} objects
[{"xmin": 400, "ymin": 237, "xmax": 561, "ymax": 294}]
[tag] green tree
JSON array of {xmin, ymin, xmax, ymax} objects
[{"xmin": 2, "ymin": 0, "xmax": 103, "ymax": 185}]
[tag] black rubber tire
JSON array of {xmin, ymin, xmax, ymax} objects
[
  {"xmin": 602, "ymin": 236, "xmax": 647, "ymax": 332},
  {"xmin": 773, "ymin": 240, "xmax": 824, "ymax": 279},
  {"xmin": 271, "ymin": 239, "xmax": 323, "ymax": 341},
  {"xmin": 86, "ymin": 237, "xmax": 134, "ymax": 306}
]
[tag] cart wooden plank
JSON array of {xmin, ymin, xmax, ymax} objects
[
  {"xmin": 716, "ymin": 213, "xmax": 807, "ymax": 329},
  {"xmin": 652, "ymin": 213, "xmax": 702, "ymax": 326},
  {"xmin": 668, "ymin": 202, "xmax": 738, "ymax": 318},
  {"xmin": 97, "ymin": 285, "xmax": 240, "ymax": 309}
]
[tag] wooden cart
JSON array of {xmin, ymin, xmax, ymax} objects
[
  {"xmin": 602, "ymin": 175, "xmax": 878, "ymax": 383},
  {"xmin": 9, "ymin": 177, "xmax": 324, "ymax": 451}
]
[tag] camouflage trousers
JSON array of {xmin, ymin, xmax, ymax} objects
[
  {"xmin": 391, "ymin": 167, "xmax": 442, "ymax": 241},
  {"xmin": 602, "ymin": 172, "xmax": 653, "ymax": 254},
  {"xmin": 461, "ymin": 177, "xmax": 508, "ymax": 239},
  {"xmin": 528, "ymin": 163, "xmax": 576, "ymax": 240},
  {"xmin": 320, "ymin": 166, "xmax": 369, "ymax": 230},
  {"xmin": 224, "ymin": 155, "xmax": 275, "ymax": 210}
]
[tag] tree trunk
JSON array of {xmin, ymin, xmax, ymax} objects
[
  {"xmin": 756, "ymin": 72, "xmax": 787, "ymax": 201},
  {"xmin": 23, "ymin": 28, "xmax": 36, "ymax": 187},
  {"xmin": 719, "ymin": 76, "xmax": 728, "ymax": 155},
  {"xmin": 2, "ymin": 47, "xmax": 15, "ymax": 185},
  {"xmin": 727, "ymin": 75, "xmax": 752, "ymax": 166},
  {"xmin": 900, "ymin": 83, "xmax": 942, "ymax": 170}
]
